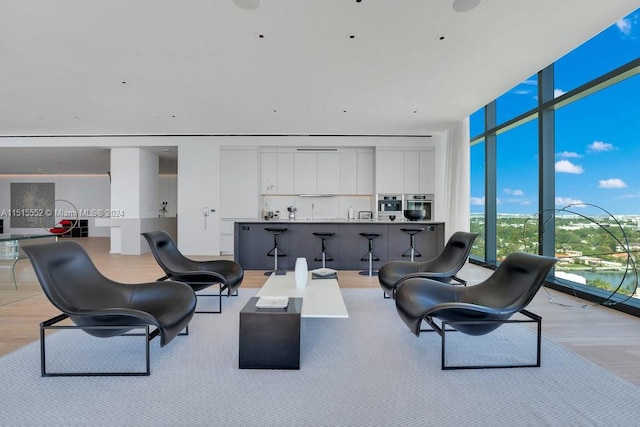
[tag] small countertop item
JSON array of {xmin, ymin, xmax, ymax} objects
[{"xmin": 358, "ymin": 211, "xmax": 373, "ymax": 220}]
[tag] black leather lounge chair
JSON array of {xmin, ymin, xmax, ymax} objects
[
  {"xmin": 378, "ymin": 231, "xmax": 478, "ymax": 299},
  {"xmin": 142, "ymin": 230, "xmax": 244, "ymax": 313},
  {"xmin": 22, "ymin": 241, "xmax": 197, "ymax": 376},
  {"xmin": 394, "ymin": 251, "xmax": 557, "ymax": 369}
]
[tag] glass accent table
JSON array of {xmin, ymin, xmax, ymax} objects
[{"xmin": 0, "ymin": 234, "xmax": 58, "ymax": 288}]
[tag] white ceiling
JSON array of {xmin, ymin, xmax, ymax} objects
[{"xmin": 1, "ymin": 0, "xmax": 639, "ymax": 173}]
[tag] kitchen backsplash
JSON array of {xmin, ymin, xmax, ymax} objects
[{"xmin": 263, "ymin": 195, "xmax": 373, "ymax": 220}]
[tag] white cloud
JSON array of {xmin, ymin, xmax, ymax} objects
[
  {"xmin": 616, "ymin": 18, "xmax": 632, "ymax": 36},
  {"xmin": 512, "ymin": 89, "xmax": 531, "ymax": 95},
  {"xmin": 521, "ymin": 79, "xmax": 537, "ymax": 86},
  {"xmin": 555, "ymin": 160, "xmax": 584, "ymax": 174},
  {"xmin": 504, "ymin": 188, "xmax": 524, "ymax": 196},
  {"xmin": 470, "ymin": 197, "xmax": 485, "ymax": 205},
  {"xmin": 557, "ymin": 151, "xmax": 581, "ymax": 158},
  {"xmin": 598, "ymin": 178, "xmax": 627, "ymax": 189},
  {"xmin": 554, "ymin": 88, "xmax": 566, "ymax": 98},
  {"xmin": 555, "ymin": 197, "xmax": 585, "ymax": 207},
  {"xmin": 588, "ymin": 141, "xmax": 615, "ymax": 152}
]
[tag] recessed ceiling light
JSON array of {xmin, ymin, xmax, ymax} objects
[
  {"xmin": 453, "ymin": 0, "xmax": 481, "ymax": 12},
  {"xmin": 233, "ymin": 0, "xmax": 260, "ymax": 10},
  {"xmin": 348, "ymin": 34, "xmax": 356, "ymax": 39}
]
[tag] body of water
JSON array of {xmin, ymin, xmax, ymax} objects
[{"xmin": 556, "ymin": 269, "xmax": 638, "ymax": 295}]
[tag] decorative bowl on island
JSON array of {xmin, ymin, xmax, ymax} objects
[{"xmin": 403, "ymin": 209, "xmax": 426, "ymax": 221}]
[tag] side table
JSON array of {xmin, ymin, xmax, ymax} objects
[{"xmin": 239, "ymin": 297, "xmax": 302, "ymax": 369}]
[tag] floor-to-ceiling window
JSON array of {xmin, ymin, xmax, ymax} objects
[
  {"xmin": 554, "ymin": 74, "xmax": 640, "ymax": 301},
  {"xmin": 470, "ymin": 140, "xmax": 485, "ymax": 259},
  {"xmin": 495, "ymin": 118, "xmax": 539, "ymax": 260},
  {"xmin": 470, "ymin": 7, "xmax": 640, "ymax": 313},
  {"xmin": 469, "ymin": 110, "xmax": 485, "ymax": 260}
]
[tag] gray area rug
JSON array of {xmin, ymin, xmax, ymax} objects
[{"xmin": 1, "ymin": 289, "xmax": 639, "ymax": 426}]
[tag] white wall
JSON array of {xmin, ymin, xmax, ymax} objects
[
  {"xmin": 159, "ymin": 175, "xmax": 178, "ymax": 217},
  {"xmin": 176, "ymin": 138, "xmax": 220, "ymax": 255},
  {"xmin": 139, "ymin": 149, "xmax": 160, "ymax": 218},
  {"xmin": 0, "ymin": 175, "xmax": 111, "ymax": 236}
]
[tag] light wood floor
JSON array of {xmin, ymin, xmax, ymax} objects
[{"xmin": 1, "ymin": 237, "xmax": 638, "ymax": 387}]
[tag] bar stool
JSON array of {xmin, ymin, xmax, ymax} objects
[
  {"xmin": 313, "ymin": 232, "xmax": 335, "ymax": 268},
  {"xmin": 359, "ymin": 233, "xmax": 381, "ymax": 276},
  {"xmin": 401, "ymin": 228, "xmax": 424, "ymax": 262},
  {"xmin": 264, "ymin": 227, "xmax": 287, "ymax": 276}
]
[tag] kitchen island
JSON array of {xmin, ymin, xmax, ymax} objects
[{"xmin": 234, "ymin": 220, "xmax": 444, "ymax": 271}]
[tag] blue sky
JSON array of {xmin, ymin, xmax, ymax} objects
[{"xmin": 470, "ymin": 9, "xmax": 640, "ymax": 215}]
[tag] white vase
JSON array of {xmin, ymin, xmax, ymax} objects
[{"xmin": 294, "ymin": 257, "xmax": 308, "ymax": 288}]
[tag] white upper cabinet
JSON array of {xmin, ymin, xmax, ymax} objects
[
  {"xmin": 293, "ymin": 151, "xmax": 317, "ymax": 194},
  {"xmin": 376, "ymin": 148, "xmax": 435, "ymax": 194},
  {"xmin": 277, "ymin": 152, "xmax": 294, "ymax": 194},
  {"xmin": 260, "ymin": 150, "xmax": 294, "ymax": 195},
  {"xmin": 261, "ymin": 147, "xmax": 374, "ymax": 195},
  {"xmin": 340, "ymin": 149, "xmax": 357, "ymax": 194},
  {"xmin": 375, "ymin": 150, "xmax": 404, "ymax": 194},
  {"xmin": 403, "ymin": 151, "xmax": 421, "ymax": 194},
  {"xmin": 418, "ymin": 149, "xmax": 435, "ymax": 194},
  {"xmin": 317, "ymin": 152, "xmax": 341, "ymax": 194},
  {"xmin": 356, "ymin": 150, "xmax": 374, "ymax": 195}
]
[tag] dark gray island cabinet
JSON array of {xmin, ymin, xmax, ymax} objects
[{"xmin": 234, "ymin": 220, "xmax": 444, "ymax": 271}]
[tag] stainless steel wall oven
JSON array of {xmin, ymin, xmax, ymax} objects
[{"xmin": 404, "ymin": 194, "xmax": 433, "ymax": 220}]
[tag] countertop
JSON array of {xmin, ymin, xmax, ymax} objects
[{"xmin": 236, "ymin": 218, "xmax": 443, "ymax": 224}]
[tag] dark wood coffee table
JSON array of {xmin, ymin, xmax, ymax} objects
[{"xmin": 239, "ymin": 297, "xmax": 303, "ymax": 369}]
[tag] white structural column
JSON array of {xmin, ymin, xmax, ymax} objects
[{"xmin": 98, "ymin": 147, "xmax": 161, "ymax": 254}]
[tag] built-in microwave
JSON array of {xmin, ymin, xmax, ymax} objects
[
  {"xmin": 376, "ymin": 194, "xmax": 403, "ymax": 218},
  {"xmin": 404, "ymin": 194, "xmax": 433, "ymax": 220}
]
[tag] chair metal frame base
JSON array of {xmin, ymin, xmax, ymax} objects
[
  {"xmin": 158, "ymin": 277, "xmax": 237, "ymax": 312},
  {"xmin": 421, "ymin": 309, "xmax": 542, "ymax": 370},
  {"xmin": 195, "ymin": 283, "xmax": 233, "ymax": 314},
  {"xmin": 451, "ymin": 275, "xmax": 467, "ymax": 286},
  {"xmin": 40, "ymin": 314, "xmax": 161, "ymax": 377}
]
